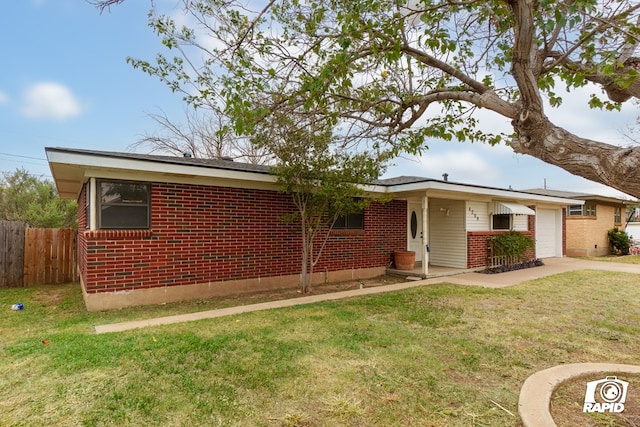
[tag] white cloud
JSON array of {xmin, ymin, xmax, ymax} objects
[
  {"xmin": 543, "ymin": 84, "xmax": 637, "ymax": 146},
  {"xmin": 0, "ymin": 91, "xmax": 8, "ymax": 105},
  {"xmin": 20, "ymin": 82, "xmax": 84, "ymax": 120}
]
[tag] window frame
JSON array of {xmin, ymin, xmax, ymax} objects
[
  {"xmin": 333, "ymin": 210, "xmax": 365, "ymax": 230},
  {"xmin": 568, "ymin": 205, "xmax": 583, "ymax": 216},
  {"xmin": 97, "ymin": 179, "xmax": 151, "ymax": 230},
  {"xmin": 614, "ymin": 207, "xmax": 622, "ymax": 225},
  {"xmin": 568, "ymin": 203, "xmax": 596, "ymax": 217},
  {"xmin": 492, "ymin": 213, "xmax": 512, "ymax": 231}
]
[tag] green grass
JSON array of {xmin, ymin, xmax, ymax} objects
[
  {"xmin": 580, "ymin": 254, "xmax": 640, "ymax": 264},
  {"xmin": 1, "ymin": 270, "xmax": 639, "ymax": 426}
]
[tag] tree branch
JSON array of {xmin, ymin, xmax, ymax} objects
[
  {"xmin": 507, "ymin": 0, "xmax": 544, "ymax": 112},
  {"xmin": 511, "ymin": 120, "xmax": 640, "ymax": 196},
  {"xmin": 401, "ymin": 44, "xmax": 490, "ymax": 95}
]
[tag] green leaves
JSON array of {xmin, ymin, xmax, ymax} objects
[
  {"xmin": 115, "ymin": 0, "xmax": 640, "ymax": 198},
  {"xmin": 0, "ymin": 169, "xmax": 77, "ymax": 228},
  {"xmin": 608, "ymin": 227, "xmax": 631, "ymax": 255},
  {"xmin": 489, "ymin": 231, "xmax": 535, "ymax": 261}
]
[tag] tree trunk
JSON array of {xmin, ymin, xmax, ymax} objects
[
  {"xmin": 507, "ymin": 0, "xmax": 640, "ymax": 198},
  {"xmin": 300, "ymin": 216, "xmax": 310, "ymax": 294},
  {"xmin": 511, "ymin": 111, "xmax": 640, "ymax": 197}
]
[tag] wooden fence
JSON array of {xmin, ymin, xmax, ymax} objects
[
  {"xmin": 486, "ymin": 254, "xmax": 523, "ymax": 269},
  {"xmin": 0, "ymin": 221, "xmax": 26, "ymax": 287},
  {"xmin": 0, "ymin": 221, "xmax": 76, "ymax": 288}
]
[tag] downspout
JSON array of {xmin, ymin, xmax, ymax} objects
[{"xmin": 422, "ymin": 195, "xmax": 429, "ymax": 276}]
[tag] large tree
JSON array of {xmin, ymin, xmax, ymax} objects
[
  {"xmin": 96, "ymin": 0, "xmax": 640, "ymax": 196},
  {"xmin": 131, "ymin": 107, "xmax": 273, "ymax": 164},
  {"xmin": 0, "ymin": 169, "xmax": 77, "ymax": 228}
]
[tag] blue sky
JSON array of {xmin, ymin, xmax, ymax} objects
[{"xmin": 1, "ymin": 0, "xmax": 638, "ymax": 199}]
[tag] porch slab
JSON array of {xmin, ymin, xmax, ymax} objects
[{"xmin": 386, "ymin": 263, "xmax": 482, "ymax": 279}]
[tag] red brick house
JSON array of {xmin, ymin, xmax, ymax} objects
[{"xmin": 46, "ymin": 148, "xmax": 582, "ymax": 310}]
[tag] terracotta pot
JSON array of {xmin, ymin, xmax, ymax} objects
[{"xmin": 394, "ymin": 250, "xmax": 416, "ymax": 270}]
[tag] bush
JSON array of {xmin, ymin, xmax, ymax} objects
[
  {"xmin": 608, "ymin": 227, "xmax": 630, "ymax": 255},
  {"xmin": 489, "ymin": 231, "xmax": 535, "ymax": 260}
]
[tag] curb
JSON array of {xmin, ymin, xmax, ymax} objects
[{"xmin": 518, "ymin": 363, "xmax": 640, "ymax": 427}]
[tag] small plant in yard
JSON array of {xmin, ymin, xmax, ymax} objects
[
  {"xmin": 489, "ymin": 230, "xmax": 534, "ymax": 260},
  {"xmin": 609, "ymin": 227, "xmax": 631, "ymax": 255},
  {"xmin": 485, "ymin": 231, "xmax": 538, "ymax": 273}
]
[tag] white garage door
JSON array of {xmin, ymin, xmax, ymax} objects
[{"xmin": 536, "ymin": 208, "xmax": 560, "ymax": 258}]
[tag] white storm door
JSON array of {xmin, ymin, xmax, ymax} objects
[{"xmin": 408, "ymin": 202, "xmax": 423, "ymax": 260}]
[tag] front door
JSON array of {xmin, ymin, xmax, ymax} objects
[{"xmin": 408, "ymin": 202, "xmax": 423, "ymax": 260}]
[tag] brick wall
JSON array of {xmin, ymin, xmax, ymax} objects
[
  {"xmin": 467, "ymin": 209, "xmax": 536, "ymax": 268},
  {"xmin": 79, "ymin": 182, "xmax": 406, "ymax": 294},
  {"xmin": 467, "ymin": 230, "xmax": 536, "ymax": 268},
  {"xmin": 566, "ymin": 204, "xmax": 618, "ymax": 257}
]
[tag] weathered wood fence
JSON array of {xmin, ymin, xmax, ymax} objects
[
  {"xmin": 0, "ymin": 221, "xmax": 76, "ymax": 288},
  {"xmin": 0, "ymin": 221, "xmax": 26, "ymax": 287},
  {"xmin": 486, "ymin": 254, "xmax": 523, "ymax": 269}
]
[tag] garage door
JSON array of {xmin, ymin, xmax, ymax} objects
[{"xmin": 536, "ymin": 208, "xmax": 559, "ymax": 258}]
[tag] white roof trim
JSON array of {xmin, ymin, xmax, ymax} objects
[
  {"xmin": 365, "ymin": 180, "xmax": 585, "ymax": 205},
  {"xmin": 493, "ymin": 202, "xmax": 536, "ymax": 215},
  {"xmin": 45, "ymin": 148, "xmax": 589, "ymax": 206}
]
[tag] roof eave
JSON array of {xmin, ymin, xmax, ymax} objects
[
  {"xmin": 367, "ymin": 180, "xmax": 585, "ymax": 205},
  {"xmin": 46, "ymin": 147, "xmax": 277, "ymax": 199},
  {"xmin": 46, "ymin": 147, "xmax": 586, "ymax": 206}
]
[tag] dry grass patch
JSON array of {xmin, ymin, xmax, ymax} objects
[{"xmin": 0, "ymin": 270, "xmax": 639, "ymax": 426}]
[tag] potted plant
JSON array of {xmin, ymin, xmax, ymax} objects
[{"xmin": 394, "ymin": 250, "xmax": 416, "ymax": 270}]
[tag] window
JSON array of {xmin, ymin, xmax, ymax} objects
[
  {"xmin": 98, "ymin": 180, "xmax": 150, "ymax": 229},
  {"xmin": 410, "ymin": 211, "xmax": 418, "ymax": 239},
  {"xmin": 615, "ymin": 207, "xmax": 622, "ymax": 225},
  {"xmin": 492, "ymin": 214, "xmax": 511, "ymax": 230},
  {"xmin": 568, "ymin": 203, "xmax": 596, "ymax": 217},
  {"xmin": 568, "ymin": 205, "xmax": 583, "ymax": 216},
  {"xmin": 333, "ymin": 211, "xmax": 364, "ymax": 230}
]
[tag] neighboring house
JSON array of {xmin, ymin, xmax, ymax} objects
[
  {"xmin": 627, "ymin": 222, "xmax": 640, "ymax": 241},
  {"xmin": 46, "ymin": 148, "xmax": 583, "ymax": 311},
  {"xmin": 626, "ymin": 208, "xmax": 640, "ymax": 247},
  {"xmin": 525, "ymin": 189, "xmax": 629, "ymax": 257}
]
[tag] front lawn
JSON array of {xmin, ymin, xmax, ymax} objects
[
  {"xmin": 1, "ymin": 270, "xmax": 639, "ymax": 426},
  {"xmin": 580, "ymin": 254, "xmax": 640, "ymax": 264}
]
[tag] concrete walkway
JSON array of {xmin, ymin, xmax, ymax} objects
[{"xmin": 95, "ymin": 257, "xmax": 640, "ymax": 333}]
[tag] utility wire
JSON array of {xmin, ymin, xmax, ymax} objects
[
  {"xmin": 0, "ymin": 152, "xmax": 47, "ymax": 161},
  {"xmin": 0, "ymin": 171, "xmax": 51, "ymax": 179}
]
